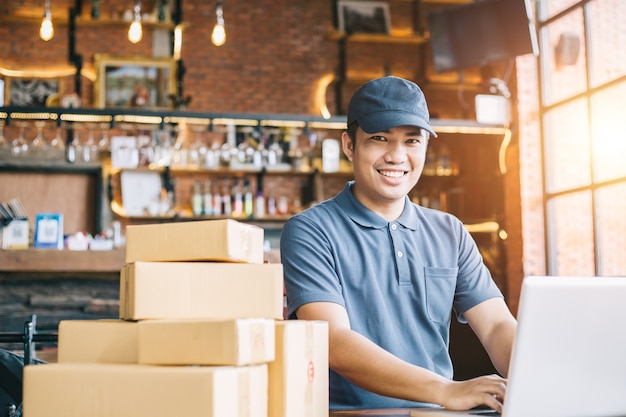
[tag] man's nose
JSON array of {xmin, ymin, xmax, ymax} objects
[{"xmin": 383, "ymin": 142, "xmax": 407, "ymax": 163}]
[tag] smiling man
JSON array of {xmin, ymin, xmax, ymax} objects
[{"xmin": 280, "ymin": 76, "xmax": 517, "ymax": 411}]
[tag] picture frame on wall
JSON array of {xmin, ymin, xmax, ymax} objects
[
  {"xmin": 337, "ymin": 1, "xmax": 391, "ymax": 35},
  {"xmin": 3, "ymin": 77, "xmax": 60, "ymax": 107},
  {"xmin": 93, "ymin": 54, "xmax": 176, "ymax": 109}
]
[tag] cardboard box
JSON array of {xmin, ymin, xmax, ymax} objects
[
  {"xmin": 57, "ymin": 319, "xmax": 138, "ymax": 364},
  {"xmin": 125, "ymin": 219, "xmax": 264, "ymax": 264},
  {"xmin": 23, "ymin": 363, "xmax": 268, "ymax": 417},
  {"xmin": 138, "ymin": 318, "xmax": 275, "ymax": 366},
  {"xmin": 119, "ymin": 262, "xmax": 284, "ymax": 320},
  {"xmin": 269, "ymin": 320, "xmax": 329, "ymax": 417}
]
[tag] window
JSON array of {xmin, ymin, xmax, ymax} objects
[{"xmin": 522, "ymin": 0, "xmax": 626, "ymax": 276}]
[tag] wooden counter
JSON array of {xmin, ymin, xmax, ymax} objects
[{"xmin": 0, "ymin": 248, "xmax": 125, "ymax": 275}]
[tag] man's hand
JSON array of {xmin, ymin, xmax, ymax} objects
[{"xmin": 438, "ymin": 374, "xmax": 507, "ymax": 413}]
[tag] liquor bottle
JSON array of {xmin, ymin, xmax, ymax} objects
[
  {"xmin": 267, "ymin": 193, "xmax": 276, "ymax": 217},
  {"xmin": 277, "ymin": 196, "xmax": 289, "ymax": 215},
  {"xmin": 254, "ymin": 189, "xmax": 265, "ymax": 218},
  {"xmin": 191, "ymin": 180, "xmax": 203, "ymax": 216},
  {"xmin": 202, "ymin": 179, "xmax": 213, "ymax": 216},
  {"xmin": 243, "ymin": 179, "xmax": 254, "ymax": 217},
  {"xmin": 232, "ymin": 178, "xmax": 243, "ymax": 217},
  {"xmin": 222, "ymin": 179, "xmax": 232, "ymax": 216},
  {"xmin": 212, "ymin": 179, "xmax": 223, "ymax": 216}
]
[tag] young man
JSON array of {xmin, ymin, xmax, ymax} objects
[{"xmin": 280, "ymin": 76, "xmax": 517, "ymax": 411}]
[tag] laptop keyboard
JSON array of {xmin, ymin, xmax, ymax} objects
[{"xmin": 469, "ymin": 409, "xmax": 501, "ymax": 416}]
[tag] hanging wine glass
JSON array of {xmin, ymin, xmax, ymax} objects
[
  {"xmin": 98, "ymin": 124, "xmax": 110, "ymax": 153},
  {"xmin": 83, "ymin": 128, "xmax": 98, "ymax": 162},
  {"xmin": 50, "ymin": 127, "xmax": 65, "ymax": 151},
  {"xmin": 188, "ymin": 127, "xmax": 208, "ymax": 167},
  {"xmin": 11, "ymin": 125, "xmax": 29, "ymax": 157},
  {"xmin": 154, "ymin": 128, "xmax": 174, "ymax": 167},
  {"xmin": 31, "ymin": 121, "xmax": 50, "ymax": 154},
  {"xmin": 70, "ymin": 129, "xmax": 82, "ymax": 162}
]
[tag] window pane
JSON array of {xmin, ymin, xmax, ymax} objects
[
  {"xmin": 588, "ymin": 0, "xmax": 626, "ymax": 86},
  {"xmin": 547, "ymin": 191, "xmax": 595, "ymax": 275},
  {"xmin": 540, "ymin": 8, "xmax": 587, "ymax": 105},
  {"xmin": 596, "ymin": 183, "xmax": 626, "ymax": 275},
  {"xmin": 544, "ymin": 99, "xmax": 591, "ymax": 193},
  {"xmin": 538, "ymin": 0, "xmax": 580, "ymax": 21},
  {"xmin": 590, "ymin": 81, "xmax": 626, "ymax": 182}
]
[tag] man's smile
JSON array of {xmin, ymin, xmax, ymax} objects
[{"xmin": 378, "ymin": 169, "xmax": 408, "ymax": 178}]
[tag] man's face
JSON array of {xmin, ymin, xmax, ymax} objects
[{"xmin": 342, "ymin": 125, "xmax": 428, "ymax": 214}]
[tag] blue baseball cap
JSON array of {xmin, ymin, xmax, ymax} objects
[{"xmin": 347, "ymin": 76, "xmax": 437, "ymax": 137}]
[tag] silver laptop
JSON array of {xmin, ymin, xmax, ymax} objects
[{"xmin": 411, "ymin": 276, "xmax": 626, "ymax": 417}]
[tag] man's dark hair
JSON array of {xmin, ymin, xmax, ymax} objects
[{"xmin": 346, "ymin": 121, "xmax": 359, "ymax": 141}]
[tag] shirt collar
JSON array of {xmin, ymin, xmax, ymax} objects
[{"xmin": 335, "ymin": 181, "xmax": 418, "ymax": 230}]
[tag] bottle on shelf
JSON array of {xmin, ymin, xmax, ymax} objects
[
  {"xmin": 222, "ymin": 179, "xmax": 232, "ymax": 216},
  {"xmin": 254, "ymin": 187, "xmax": 266, "ymax": 218},
  {"xmin": 267, "ymin": 192, "xmax": 277, "ymax": 217},
  {"xmin": 212, "ymin": 179, "xmax": 223, "ymax": 216},
  {"xmin": 243, "ymin": 179, "xmax": 254, "ymax": 217},
  {"xmin": 202, "ymin": 179, "xmax": 213, "ymax": 216},
  {"xmin": 277, "ymin": 196, "xmax": 289, "ymax": 216},
  {"xmin": 191, "ymin": 180, "xmax": 203, "ymax": 216},
  {"xmin": 231, "ymin": 178, "xmax": 244, "ymax": 217}
]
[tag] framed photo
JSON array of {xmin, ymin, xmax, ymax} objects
[
  {"xmin": 3, "ymin": 77, "xmax": 60, "ymax": 107},
  {"xmin": 93, "ymin": 54, "xmax": 176, "ymax": 109},
  {"xmin": 337, "ymin": 1, "xmax": 391, "ymax": 35}
]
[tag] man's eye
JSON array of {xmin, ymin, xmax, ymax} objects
[
  {"xmin": 406, "ymin": 138, "xmax": 423, "ymax": 144},
  {"xmin": 370, "ymin": 136, "xmax": 386, "ymax": 141}
]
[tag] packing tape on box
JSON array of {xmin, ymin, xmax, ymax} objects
[
  {"xmin": 250, "ymin": 321, "xmax": 269, "ymax": 364},
  {"xmin": 305, "ymin": 321, "xmax": 315, "ymax": 417},
  {"xmin": 241, "ymin": 224, "xmax": 254, "ymax": 262},
  {"xmin": 239, "ymin": 368, "xmax": 251, "ymax": 417}
]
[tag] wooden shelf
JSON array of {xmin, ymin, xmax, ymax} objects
[
  {"xmin": 0, "ymin": 248, "xmax": 125, "ymax": 274},
  {"xmin": 327, "ymin": 30, "xmax": 428, "ymax": 44}
]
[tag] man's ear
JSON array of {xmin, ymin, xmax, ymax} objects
[{"xmin": 341, "ymin": 131, "xmax": 354, "ymax": 161}]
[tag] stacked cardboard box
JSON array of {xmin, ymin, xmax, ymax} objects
[{"xmin": 23, "ymin": 219, "xmax": 328, "ymax": 417}]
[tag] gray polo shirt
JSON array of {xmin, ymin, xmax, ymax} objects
[{"xmin": 280, "ymin": 182, "xmax": 503, "ymax": 410}]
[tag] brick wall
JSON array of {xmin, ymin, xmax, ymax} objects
[
  {"xmin": 1, "ymin": 0, "xmax": 338, "ymax": 114},
  {"xmin": 0, "ymin": 0, "xmax": 474, "ymax": 117}
]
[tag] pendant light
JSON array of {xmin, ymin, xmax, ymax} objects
[
  {"xmin": 211, "ymin": 0, "xmax": 226, "ymax": 47},
  {"xmin": 128, "ymin": 0, "xmax": 143, "ymax": 44},
  {"xmin": 40, "ymin": 0, "xmax": 54, "ymax": 42}
]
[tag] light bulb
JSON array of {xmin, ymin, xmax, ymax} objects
[
  {"xmin": 40, "ymin": 16, "xmax": 54, "ymax": 41},
  {"xmin": 211, "ymin": 23, "xmax": 226, "ymax": 46},
  {"xmin": 128, "ymin": 20, "xmax": 143, "ymax": 43},
  {"xmin": 211, "ymin": 2, "xmax": 226, "ymax": 47},
  {"xmin": 173, "ymin": 25, "xmax": 183, "ymax": 60},
  {"xmin": 128, "ymin": 0, "xmax": 143, "ymax": 44}
]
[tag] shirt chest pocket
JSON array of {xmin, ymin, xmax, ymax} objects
[{"xmin": 424, "ymin": 267, "xmax": 458, "ymax": 324}]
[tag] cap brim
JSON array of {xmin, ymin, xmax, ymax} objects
[{"xmin": 358, "ymin": 111, "xmax": 438, "ymax": 138}]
